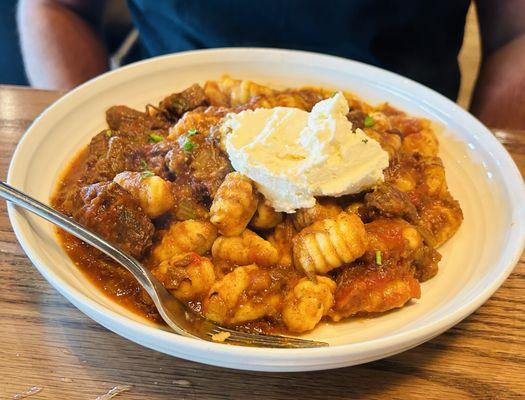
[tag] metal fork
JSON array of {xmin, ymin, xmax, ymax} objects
[{"xmin": 0, "ymin": 181, "xmax": 328, "ymax": 348}]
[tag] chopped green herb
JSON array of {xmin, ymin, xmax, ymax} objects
[
  {"xmin": 142, "ymin": 170, "xmax": 155, "ymax": 178},
  {"xmin": 375, "ymin": 250, "xmax": 382, "ymax": 266},
  {"xmin": 364, "ymin": 115, "xmax": 374, "ymax": 128},
  {"xmin": 362, "ymin": 138, "xmax": 369, "ymax": 144},
  {"xmin": 187, "ymin": 128, "xmax": 199, "ymax": 136},
  {"xmin": 148, "ymin": 132, "xmax": 164, "ymax": 143},
  {"xmin": 182, "ymin": 139, "xmax": 197, "ymax": 153},
  {"xmin": 105, "ymin": 129, "xmax": 113, "ymax": 138},
  {"xmin": 139, "ymin": 160, "xmax": 148, "ymax": 170}
]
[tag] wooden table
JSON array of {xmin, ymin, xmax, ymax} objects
[{"xmin": 0, "ymin": 86, "xmax": 523, "ymax": 400}]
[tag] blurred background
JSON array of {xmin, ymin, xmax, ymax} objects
[{"xmin": 2, "ymin": 0, "xmax": 480, "ymax": 108}]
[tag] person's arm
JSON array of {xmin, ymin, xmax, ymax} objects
[
  {"xmin": 17, "ymin": 0, "xmax": 108, "ymax": 90},
  {"xmin": 471, "ymin": 0, "xmax": 525, "ymax": 129}
]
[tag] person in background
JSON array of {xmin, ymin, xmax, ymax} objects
[
  {"xmin": 17, "ymin": 0, "xmax": 525, "ymax": 129},
  {"xmin": 1, "ymin": 0, "xmax": 28, "ymax": 85}
]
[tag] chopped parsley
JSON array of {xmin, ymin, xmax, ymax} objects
[
  {"xmin": 364, "ymin": 115, "xmax": 375, "ymax": 128},
  {"xmin": 139, "ymin": 160, "xmax": 148, "ymax": 170},
  {"xmin": 375, "ymin": 250, "xmax": 382, "ymax": 266},
  {"xmin": 148, "ymin": 132, "xmax": 164, "ymax": 143},
  {"xmin": 187, "ymin": 128, "xmax": 199, "ymax": 136},
  {"xmin": 362, "ymin": 138, "xmax": 369, "ymax": 144},
  {"xmin": 182, "ymin": 139, "xmax": 197, "ymax": 153},
  {"xmin": 141, "ymin": 170, "xmax": 155, "ymax": 178}
]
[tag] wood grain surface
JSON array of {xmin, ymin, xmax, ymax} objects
[{"xmin": 0, "ymin": 86, "xmax": 523, "ymax": 400}]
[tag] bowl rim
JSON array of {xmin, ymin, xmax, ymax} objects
[{"xmin": 7, "ymin": 47, "xmax": 525, "ymax": 367}]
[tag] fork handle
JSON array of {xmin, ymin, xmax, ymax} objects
[{"xmin": 0, "ymin": 181, "xmax": 190, "ymax": 337}]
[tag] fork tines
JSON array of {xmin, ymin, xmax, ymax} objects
[{"xmin": 208, "ymin": 327, "xmax": 329, "ymax": 348}]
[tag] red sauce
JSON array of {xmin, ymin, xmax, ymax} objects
[{"xmin": 51, "ymin": 148, "xmax": 160, "ymax": 322}]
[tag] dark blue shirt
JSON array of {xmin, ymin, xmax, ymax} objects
[{"xmin": 128, "ymin": 0, "xmax": 471, "ymax": 99}]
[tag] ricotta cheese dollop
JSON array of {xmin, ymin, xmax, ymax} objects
[{"xmin": 222, "ymin": 92, "xmax": 389, "ymax": 213}]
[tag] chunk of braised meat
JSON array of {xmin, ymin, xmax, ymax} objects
[
  {"xmin": 363, "ymin": 218, "xmax": 440, "ymax": 281},
  {"xmin": 142, "ymin": 140, "xmax": 178, "ymax": 180},
  {"xmin": 189, "ymin": 143, "xmax": 232, "ymax": 198},
  {"xmin": 166, "ymin": 107, "xmax": 232, "ymax": 200},
  {"xmin": 161, "ymin": 182, "xmax": 210, "ymax": 223},
  {"xmin": 159, "ymin": 84, "xmax": 208, "ymax": 120},
  {"xmin": 417, "ymin": 195, "xmax": 463, "ymax": 248},
  {"xmin": 330, "ymin": 259, "xmax": 420, "ymax": 321},
  {"xmin": 106, "ymin": 106, "xmax": 145, "ymax": 131},
  {"xmin": 106, "ymin": 106, "xmax": 170, "ymax": 146},
  {"xmin": 384, "ymin": 152, "xmax": 418, "ymax": 192},
  {"xmin": 385, "ymin": 153, "xmax": 447, "ymax": 205},
  {"xmin": 166, "ymin": 130, "xmax": 232, "ymax": 202},
  {"xmin": 364, "ymin": 183, "xmax": 418, "ymax": 223},
  {"xmin": 72, "ymin": 182, "xmax": 154, "ymax": 259},
  {"xmin": 383, "ymin": 153, "xmax": 463, "ymax": 248},
  {"xmin": 84, "ymin": 117, "xmax": 175, "ymax": 184},
  {"xmin": 106, "ymin": 105, "xmax": 170, "ymax": 142},
  {"xmin": 347, "ymin": 109, "xmax": 366, "ymax": 129},
  {"xmin": 412, "ymin": 245, "xmax": 441, "ymax": 282},
  {"xmin": 84, "ymin": 132, "xmax": 143, "ymax": 183}
]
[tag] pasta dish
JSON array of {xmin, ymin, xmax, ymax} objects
[{"xmin": 51, "ymin": 76, "xmax": 463, "ymax": 335}]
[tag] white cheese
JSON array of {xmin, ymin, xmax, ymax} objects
[{"xmin": 222, "ymin": 92, "xmax": 389, "ymax": 213}]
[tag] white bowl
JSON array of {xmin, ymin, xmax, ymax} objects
[{"xmin": 7, "ymin": 48, "xmax": 525, "ymax": 372}]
